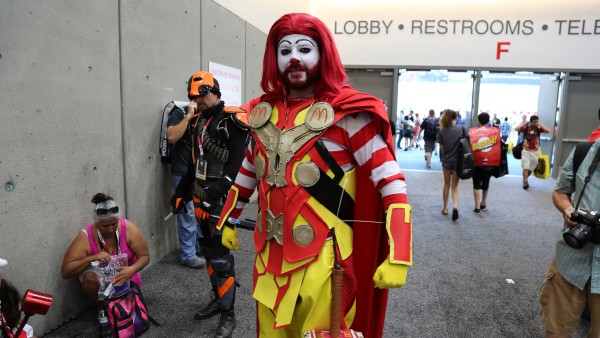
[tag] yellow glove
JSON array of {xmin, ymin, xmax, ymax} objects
[
  {"xmin": 373, "ymin": 258, "xmax": 408, "ymax": 289},
  {"xmin": 221, "ymin": 225, "xmax": 239, "ymax": 250}
]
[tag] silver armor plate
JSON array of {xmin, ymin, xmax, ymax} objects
[
  {"xmin": 294, "ymin": 162, "xmax": 320, "ymax": 187},
  {"xmin": 292, "ymin": 224, "xmax": 315, "ymax": 247}
]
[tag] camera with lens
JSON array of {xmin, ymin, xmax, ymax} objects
[{"xmin": 563, "ymin": 209, "xmax": 600, "ymax": 249}]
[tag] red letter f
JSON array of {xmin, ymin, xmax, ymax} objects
[{"xmin": 496, "ymin": 42, "xmax": 510, "ymax": 60}]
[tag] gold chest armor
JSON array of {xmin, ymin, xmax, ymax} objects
[{"xmin": 249, "ymin": 102, "xmax": 335, "ymax": 187}]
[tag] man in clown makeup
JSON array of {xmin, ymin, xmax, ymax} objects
[{"xmin": 217, "ymin": 13, "xmax": 412, "ymax": 338}]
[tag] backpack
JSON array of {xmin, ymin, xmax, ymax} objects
[
  {"xmin": 159, "ymin": 101, "xmax": 189, "ymax": 163},
  {"xmin": 425, "ymin": 118, "xmax": 439, "ymax": 137},
  {"xmin": 102, "ymin": 282, "xmax": 159, "ymax": 337},
  {"xmin": 573, "ymin": 141, "xmax": 594, "ymax": 175}
]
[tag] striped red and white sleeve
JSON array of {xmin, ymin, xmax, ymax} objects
[
  {"xmin": 326, "ymin": 112, "xmax": 407, "ymax": 208},
  {"xmin": 227, "ymin": 146, "xmax": 258, "ymax": 219}
]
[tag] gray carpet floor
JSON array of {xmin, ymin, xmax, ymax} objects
[{"xmin": 42, "ymin": 149, "xmax": 591, "ymax": 337}]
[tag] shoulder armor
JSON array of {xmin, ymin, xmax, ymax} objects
[{"xmin": 224, "ymin": 106, "xmax": 250, "ymax": 129}]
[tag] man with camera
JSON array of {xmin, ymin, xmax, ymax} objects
[{"xmin": 539, "ymin": 139, "xmax": 600, "ymax": 338}]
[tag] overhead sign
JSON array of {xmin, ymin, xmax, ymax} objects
[
  {"xmin": 317, "ymin": 1, "xmax": 600, "ymax": 70},
  {"xmin": 213, "ymin": 0, "xmax": 600, "ymax": 71}
]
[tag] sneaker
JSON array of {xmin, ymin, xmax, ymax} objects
[
  {"xmin": 480, "ymin": 203, "xmax": 486, "ymax": 210},
  {"xmin": 184, "ymin": 256, "xmax": 206, "ymax": 269},
  {"xmin": 195, "ymin": 298, "xmax": 224, "ymax": 320},
  {"xmin": 215, "ymin": 311, "xmax": 236, "ymax": 338},
  {"xmin": 474, "ymin": 208, "xmax": 480, "ymax": 214}
]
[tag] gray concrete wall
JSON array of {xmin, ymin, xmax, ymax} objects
[{"xmin": 0, "ymin": 0, "xmax": 265, "ymax": 333}]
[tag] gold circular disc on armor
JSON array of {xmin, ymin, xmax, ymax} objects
[
  {"xmin": 249, "ymin": 102, "xmax": 272, "ymax": 129},
  {"xmin": 305, "ymin": 102, "xmax": 335, "ymax": 131},
  {"xmin": 292, "ymin": 224, "xmax": 315, "ymax": 246},
  {"xmin": 295, "ymin": 162, "xmax": 320, "ymax": 187},
  {"xmin": 255, "ymin": 157, "xmax": 266, "ymax": 179}
]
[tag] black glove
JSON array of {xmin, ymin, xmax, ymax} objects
[
  {"xmin": 170, "ymin": 193, "xmax": 191, "ymax": 214},
  {"xmin": 199, "ymin": 191, "xmax": 216, "ymax": 214}
]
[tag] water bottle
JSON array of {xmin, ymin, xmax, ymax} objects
[{"xmin": 98, "ymin": 308, "xmax": 111, "ymax": 337}]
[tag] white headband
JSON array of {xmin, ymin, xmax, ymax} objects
[{"xmin": 94, "ymin": 199, "xmax": 121, "ymax": 222}]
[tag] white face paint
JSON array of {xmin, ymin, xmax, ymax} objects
[{"xmin": 277, "ymin": 34, "xmax": 320, "ymax": 87}]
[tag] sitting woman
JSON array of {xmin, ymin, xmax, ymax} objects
[
  {"xmin": 1, "ymin": 259, "xmax": 34, "ymax": 338},
  {"xmin": 61, "ymin": 193, "xmax": 149, "ymax": 301}
]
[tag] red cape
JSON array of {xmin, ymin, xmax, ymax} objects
[{"xmin": 328, "ymin": 86, "xmax": 396, "ymax": 338}]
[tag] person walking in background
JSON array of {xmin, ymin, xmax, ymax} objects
[
  {"xmin": 469, "ymin": 113, "xmax": 501, "ymax": 213},
  {"xmin": 217, "ymin": 13, "xmax": 412, "ymax": 337},
  {"xmin": 403, "ymin": 115, "xmax": 414, "ymax": 150},
  {"xmin": 491, "ymin": 113, "xmax": 501, "ymax": 128},
  {"xmin": 517, "ymin": 114, "xmax": 528, "ymax": 144},
  {"xmin": 170, "ymin": 71, "xmax": 250, "ymax": 338},
  {"xmin": 438, "ymin": 109, "xmax": 467, "ymax": 221},
  {"xmin": 499, "ymin": 117, "xmax": 511, "ymax": 142},
  {"xmin": 413, "ymin": 112, "xmax": 422, "ymax": 150},
  {"xmin": 166, "ymin": 94, "xmax": 205, "ymax": 269},
  {"xmin": 396, "ymin": 111, "xmax": 405, "ymax": 149},
  {"xmin": 396, "ymin": 110, "xmax": 404, "ymax": 149},
  {"xmin": 514, "ymin": 115, "xmax": 550, "ymax": 189},
  {"xmin": 456, "ymin": 113, "xmax": 465, "ymax": 127},
  {"xmin": 420, "ymin": 109, "xmax": 439, "ymax": 169}
]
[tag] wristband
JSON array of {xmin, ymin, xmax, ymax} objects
[{"xmin": 563, "ymin": 206, "xmax": 575, "ymax": 215}]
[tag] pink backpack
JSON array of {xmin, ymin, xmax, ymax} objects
[{"xmin": 103, "ymin": 283, "xmax": 159, "ymax": 337}]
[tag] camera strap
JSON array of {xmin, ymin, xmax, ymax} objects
[{"xmin": 574, "ymin": 144, "xmax": 600, "ymax": 210}]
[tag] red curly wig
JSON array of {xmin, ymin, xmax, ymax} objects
[{"xmin": 261, "ymin": 13, "xmax": 348, "ymax": 101}]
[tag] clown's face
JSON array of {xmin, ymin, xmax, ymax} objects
[{"xmin": 277, "ymin": 34, "xmax": 320, "ymax": 92}]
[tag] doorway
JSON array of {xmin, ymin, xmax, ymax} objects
[
  {"xmin": 395, "ymin": 70, "xmax": 475, "ymax": 171},
  {"xmin": 392, "ymin": 69, "xmax": 561, "ymax": 173},
  {"xmin": 478, "ymin": 72, "xmax": 561, "ymax": 176}
]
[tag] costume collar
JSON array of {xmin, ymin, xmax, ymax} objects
[{"xmin": 202, "ymin": 101, "xmax": 225, "ymax": 119}]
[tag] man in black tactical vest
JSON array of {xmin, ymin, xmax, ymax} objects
[{"xmin": 171, "ymin": 71, "xmax": 250, "ymax": 338}]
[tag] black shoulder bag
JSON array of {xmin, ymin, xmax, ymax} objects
[{"xmin": 457, "ymin": 127, "xmax": 474, "ymax": 180}]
